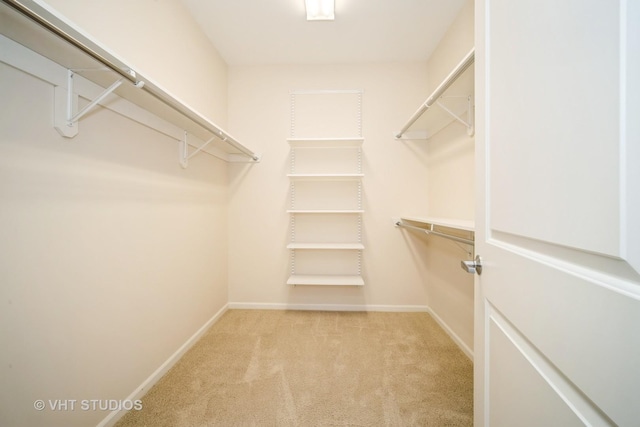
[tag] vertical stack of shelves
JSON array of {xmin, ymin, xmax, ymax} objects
[{"xmin": 287, "ymin": 91, "xmax": 364, "ymax": 286}]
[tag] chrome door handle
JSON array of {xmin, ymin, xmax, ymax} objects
[{"xmin": 461, "ymin": 255, "xmax": 482, "ymax": 275}]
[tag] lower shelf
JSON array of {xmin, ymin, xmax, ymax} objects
[
  {"xmin": 287, "ymin": 243, "xmax": 364, "ymax": 250},
  {"xmin": 287, "ymin": 275, "xmax": 364, "ymax": 286}
]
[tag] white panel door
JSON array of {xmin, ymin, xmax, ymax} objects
[{"xmin": 475, "ymin": 1, "xmax": 640, "ymax": 426}]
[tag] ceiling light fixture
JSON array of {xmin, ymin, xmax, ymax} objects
[{"xmin": 305, "ymin": 0, "xmax": 335, "ymax": 21}]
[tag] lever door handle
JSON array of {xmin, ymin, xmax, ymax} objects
[{"xmin": 461, "ymin": 255, "xmax": 482, "ymax": 275}]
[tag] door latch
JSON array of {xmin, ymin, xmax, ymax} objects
[{"xmin": 461, "ymin": 255, "xmax": 482, "ymax": 275}]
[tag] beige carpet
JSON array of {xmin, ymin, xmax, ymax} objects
[{"xmin": 116, "ymin": 310, "xmax": 473, "ymax": 426}]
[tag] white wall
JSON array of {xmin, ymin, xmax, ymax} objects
[
  {"xmin": 427, "ymin": 0, "xmax": 474, "ymax": 219},
  {"xmin": 227, "ymin": 63, "xmax": 432, "ymax": 309},
  {"xmin": 0, "ymin": 1, "xmax": 231, "ymax": 425},
  {"xmin": 423, "ymin": 0, "xmax": 475, "ymax": 354}
]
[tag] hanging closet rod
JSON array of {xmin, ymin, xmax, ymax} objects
[
  {"xmin": 395, "ymin": 221, "xmax": 474, "ymax": 246},
  {"xmin": 1, "ymin": 0, "xmax": 139, "ymax": 84},
  {"xmin": 395, "ymin": 48, "xmax": 475, "ymax": 139},
  {"xmin": 2, "ymin": 0, "xmax": 260, "ymax": 162}
]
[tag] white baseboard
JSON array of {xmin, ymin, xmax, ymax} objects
[
  {"xmin": 426, "ymin": 308, "xmax": 474, "ymax": 361},
  {"xmin": 97, "ymin": 304, "xmax": 229, "ymax": 427},
  {"xmin": 227, "ymin": 302, "xmax": 430, "ymax": 312}
]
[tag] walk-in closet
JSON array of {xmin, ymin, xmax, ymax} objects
[{"xmin": 1, "ymin": 1, "xmax": 638, "ymax": 426}]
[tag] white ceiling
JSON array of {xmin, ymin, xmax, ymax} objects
[{"xmin": 181, "ymin": 0, "xmax": 468, "ymax": 66}]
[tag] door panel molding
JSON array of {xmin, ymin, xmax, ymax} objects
[
  {"xmin": 622, "ymin": 0, "xmax": 640, "ymax": 275},
  {"xmin": 487, "ymin": 303, "xmax": 614, "ymax": 426},
  {"xmin": 483, "ymin": 244, "xmax": 640, "ymax": 425},
  {"xmin": 488, "ymin": 232, "xmax": 640, "ymax": 300}
]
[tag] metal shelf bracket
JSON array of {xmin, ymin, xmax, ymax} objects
[
  {"xmin": 179, "ymin": 131, "xmax": 262, "ymax": 168},
  {"xmin": 179, "ymin": 131, "xmax": 216, "ymax": 168},
  {"xmin": 435, "ymin": 95, "xmax": 475, "ymax": 137},
  {"xmin": 54, "ymin": 70, "xmax": 125, "ymax": 138}
]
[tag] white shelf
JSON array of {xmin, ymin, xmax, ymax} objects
[
  {"xmin": 287, "ymin": 243, "xmax": 364, "ymax": 250},
  {"xmin": 0, "ymin": 1, "xmax": 259, "ymax": 162},
  {"xmin": 287, "ymin": 173, "xmax": 363, "ymax": 181},
  {"xmin": 400, "ymin": 216, "xmax": 475, "ymax": 232},
  {"xmin": 287, "ymin": 138, "xmax": 364, "ymax": 147},
  {"xmin": 288, "ymin": 210, "xmax": 364, "ymax": 214},
  {"xmin": 287, "ymin": 275, "xmax": 364, "ymax": 286},
  {"xmin": 395, "ymin": 216, "xmax": 474, "ymax": 247},
  {"xmin": 395, "ymin": 48, "xmax": 475, "ymax": 140}
]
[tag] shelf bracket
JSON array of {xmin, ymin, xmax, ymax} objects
[
  {"xmin": 54, "ymin": 70, "xmax": 124, "ymax": 138},
  {"xmin": 179, "ymin": 131, "xmax": 217, "ymax": 168},
  {"xmin": 180, "ymin": 132, "xmax": 262, "ymax": 167},
  {"xmin": 434, "ymin": 95, "xmax": 475, "ymax": 137}
]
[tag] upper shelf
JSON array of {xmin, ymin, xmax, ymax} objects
[
  {"xmin": 287, "ymin": 173, "xmax": 363, "ymax": 181},
  {"xmin": 395, "ymin": 48, "xmax": 475, "ymax": 140},
  {"xmin": 399, "ymin": 216, "xmax": 474, "ymax": 232},
  {"xmin": 0, "ymin": 0, "xmax": 260, "ymax": 163}
]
